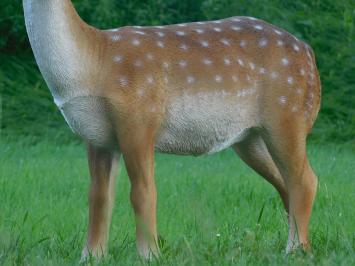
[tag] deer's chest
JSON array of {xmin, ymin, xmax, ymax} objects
[{"xmin": 60, "ymin": 96, "xmax": 116, "ymax": 147}]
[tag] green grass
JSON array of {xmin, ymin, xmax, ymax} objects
[
  {"xmin": 1, "ymin": 0, "xmax": 355, "ymax": 143},
  {"xmin": 0, "ymin": 139, "xmax": 354, "ymax": 265}
]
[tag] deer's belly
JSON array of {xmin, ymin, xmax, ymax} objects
[
  {"xmin": 59, "ymin": 96, "xmax": 116, "ymax": 147},
  {"xmin": 155, "ymin": 93, "xmax": 258, "ymax": 155}
]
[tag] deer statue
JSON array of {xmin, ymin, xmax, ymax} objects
[{"xmin": 23, "ymin": 0, "xmax": 321, "ymax": 260}]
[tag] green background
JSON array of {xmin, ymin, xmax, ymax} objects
[{"xmin": 0, "ymin": 0, "xmax": 354, "ymax": 143}]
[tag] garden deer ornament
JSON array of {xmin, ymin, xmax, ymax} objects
[{"xmin": 23, "ymin": 0, "xmax": 321, "ymax": 260}]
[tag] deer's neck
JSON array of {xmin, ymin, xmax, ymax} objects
[{"xmin": 23, "ymin": 0, "xmax": 103, "ymax": 106}]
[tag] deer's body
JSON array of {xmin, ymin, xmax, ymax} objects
[{"xmin": 23, "ymin": 0, "xmax": 321, "ymax": 260}]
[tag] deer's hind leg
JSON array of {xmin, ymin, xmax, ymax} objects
[
  {"xmin": 262, "ymin": 123, "xmax": 318, "ymax": 253},
  {"xmin": 82, "ymin": 144, "xmax": 120, "ymax": 260},
  {"xmin": 233, "ymin": 131, "xmax": 289, "ymax": 213}
]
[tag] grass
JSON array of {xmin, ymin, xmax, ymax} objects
[
  {"xmin": 1, "ymin": 0, "xmax": 355, "ymax": 144},
  {"xmin": 0, "ymin": 138, "xmax": 354, "ymax": 265}
]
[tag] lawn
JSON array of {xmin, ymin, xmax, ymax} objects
[{"xmin": 0, "ymin": 139, "xmax": 354, "ymax": 265}]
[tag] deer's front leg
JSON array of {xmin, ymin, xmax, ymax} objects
[
  {"xmin": 82, "ymin": 144, "xmax": 120, "ymax": 260},
  {"xmin": 120, "ymin": 134, "xmax": 159, "ymax": 259}
]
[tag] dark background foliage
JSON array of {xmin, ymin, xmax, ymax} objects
[{"xmin": 0, "ymin": 0, "xmax": 354, "ymax": 143}]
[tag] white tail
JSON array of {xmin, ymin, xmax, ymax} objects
[{"xmin": 24, "ymin": 0, "xmax": 321, "ymax": 260}]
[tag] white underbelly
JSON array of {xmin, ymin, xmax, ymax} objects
[
  {"xmin": 155, "ymin": 92, "xmax": 259, "ymax": 155},
  {"xmin": 59, "ymin": 93, "xmax": 258, "ymax": 154}
]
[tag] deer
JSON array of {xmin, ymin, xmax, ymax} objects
[{"xmin": 23, "ymin": 0, "xmax": 321, "ymax": 261}]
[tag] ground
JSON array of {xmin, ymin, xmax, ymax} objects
[{"xmin": 0, "ymin": 139, "xmax": 354, "ymax": 265}]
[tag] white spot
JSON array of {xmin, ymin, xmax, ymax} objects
[
  {"xmin": 274, "ymin": 29, "xmax": 283, "ymax": 35},
  {"xmin": 215, "ymin": 75, "xmax": 223, "ymax": 83},
  {"xmin": 231, "ymin": 18, "xmax": 241, "ymax": 22},
  {"xmin": 155, "ymin": 26, "xmax": 165, "ymax": 29},
  {"xmin": 137, "ymin": 89, "xmax": 145, "ymax": 97},
  {"xmin": 162, "ymin": 62, "xmax": 169, "ymax": 69},
  {"xmin": 259, "ymin": 38, "xmax": 268, "ymax": 47},
  {"xmin": 156, "ymin": 41, "xmax": 165, "ymax": 48},
  {"xmin": 238, "ymin": 88, "xmax": 256, "ymax": 97},
  {"xmin": 246, "ymin": 75, "xmax": 251, "ymax": 81},
  {"xmin": 194, "ymin": 28, "xmax": 204, "ymax": 34},
  {"xmin": 196, "ymin": 22, "xmax": 205, "ymax": 25},
  {"xmin": 271, "ymin": 71, "xmax": 279, "ymax": 79},
  {"xmin": 240, "ymin": 40, "xmax": 247, "ymax": 47},
  {"xmin": 231, "ymin": 26, "xmax": 242, "ymax": 31},
  {"xmin": 113, "ymin": 55, "xmax": 123, "ymax": 63},
  {"xmin": 277, "ymin": 39, "xmax": 284, "ymax": 46},
  {"xmin": 213, "ymin": 27, "xmax": 222, "ymax": 32},
  {"xmin": 254, "ymin": 25, "xmax": 263, "ymax": 30},
  {"xmin": 133, "ymin": 30, "xmax": 146, "ymax": 35},
  {"xmin": 247, "ymin": 17, "xmax": 258, "ymax": 21},
  {"xmin": 164, "ymin": 76, "xmax": 169, "ymax": 84},
  {"xmin": 232, "ymin": 75, "xmax": 238, "ymax": 82},
  {"xmin": 147, "ymin": 75, "xmax": 154, "ymax": 84},
  {"xmin": 146, "ymin": 53, "xmax": 154, "ymax": 60},
  {"xmin": 281, "ymin": 58, "xmax": 289, "ymax": 66},
  {"xmin": 133, "ymin": 59, "xmax": 143, "ymax": 67},
  {"xmin": 132, "ymin": 38, "xmax": 140, "ymax": 46},
  {"xmin": 291, "ymin": 106, "xmax": 299, "ymax": 112},
  {"xmin": 179, "ymin": 60, "xmax": 187, "ymax": 68},
  {"xmin": 200, "ymin": 40, "xmax": 209, "ymax": 47},
  {"xmin": 287, "ymin": 76, "xmax": 294, "ymax": 84},
  {"xmin": 156, "ymin": 31, "xmax": 165, "ymax": 37},
  {"xmin": 180, "ymin": 43, "xmax": 189, "ymax": 50},
  {"xmin": 110, "ymin": 28, "xmax": 119, "ymax": 32},
  {"xmin": 294, "ymin": 35, "xmax": 301, "ymax": 42},
  {"xmin": 220, "ymin": 39, "xmax": 231, "ymax": 46},
  {"xmin": 306, "ymin": 49, "xmax": 312, "ymax": 60},
  {"xmin": 259, "ymin": 67, "xmax": 266, "ymax": 74},
  {"xmin": 224, "ymin": 58, "xmax": 231, "ymax": 65},
  {"xmin": 300, "ymin": 68, "xmax": 306, "ymax": 76},
  {"xmin": 177, "ymin": 23, "xmax": 187, "ymax": 27},
  {"xmin": 203, "ymin": 58, "xmax": 213, "ymax": 65},
  {"xmin": 249, "ymin": 62, "xmax": 255, "ymax": 70},
  {"xmin": 296, "ymin": 88, "xmax": 303, "ymax": 95},
  {"xmin": 118, "ymin": 76, "xmax": 128, "ymax": 87},
  {"xmin": 176, "ymin": 31, "xmax": 186, "ymax": 36},
  {"xmin": 213, "ymin": 20, "xmax": 222, "ymax": 24},
  {"xmin": 150, "ymin": 106, "xmax": 156, "ymax": 112},
  {"xmin": 111, "ymin": 35, "xmax": 121, "ymax": 42},
  {"xmin": 279, "ymin": 96, "xmax": 287, "ymax": 105},
  {"xmin": 187, "ymin": 76, "xmax": 195, "ymax": 84},
  {"xmin": 133, "ymin": 26, "xmax": 143, "ymax": 29},
  {"xmin": 237, "ymin": 58, "xmax": 244, "ymax": 66},
  {"xmin": 293, "ymin": 44, "xmax": 300, "ymax": 52},
  {"xmin": 305, "ymin": 111, "xmax": 310, "ymax": 119}
]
